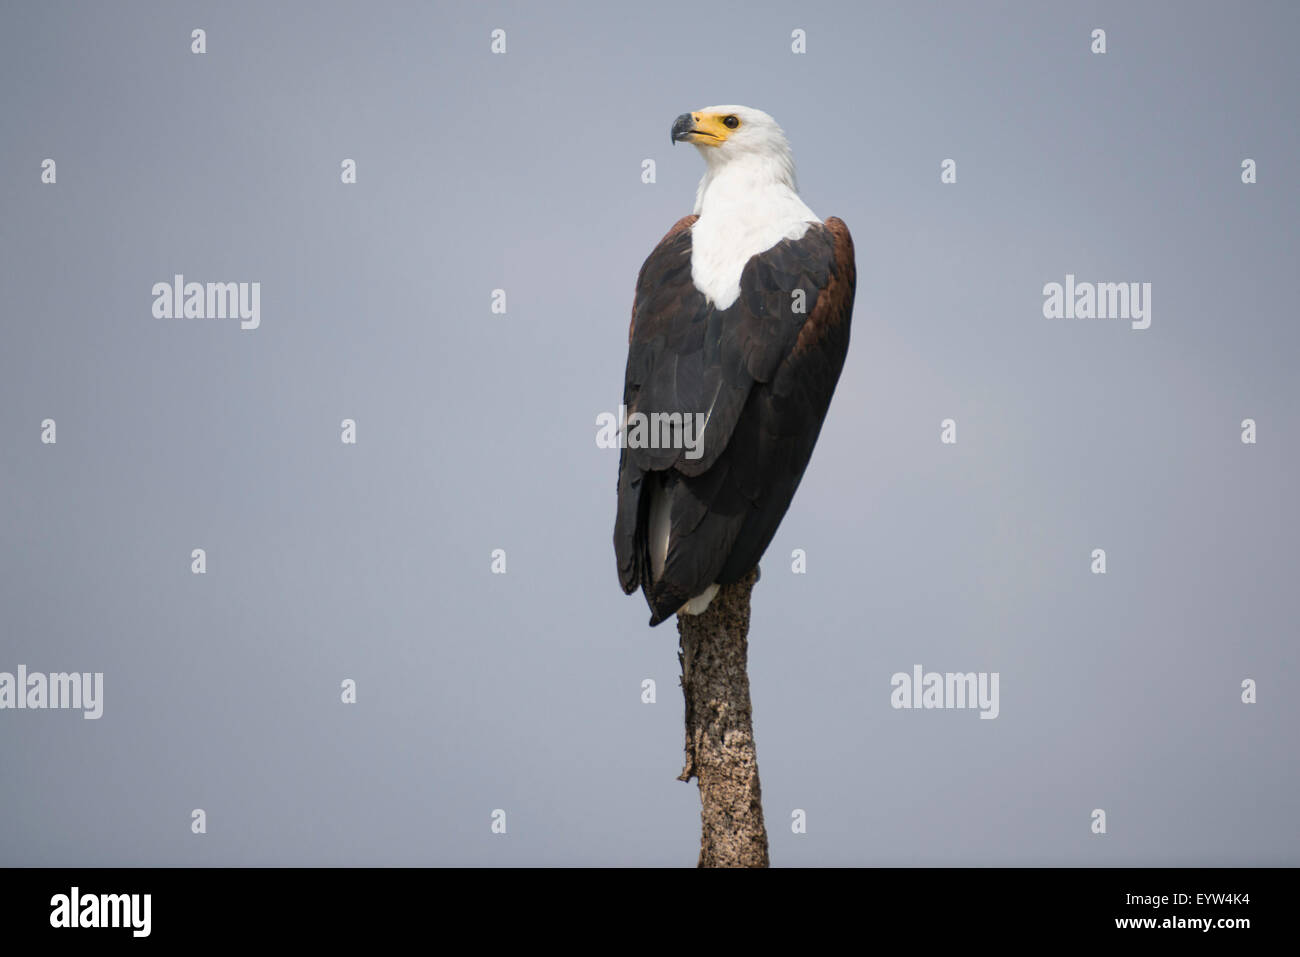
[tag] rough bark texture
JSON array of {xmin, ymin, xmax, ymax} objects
[{"xmin": 676, "ymin": 567, "xmax": 769, "ymax": 868}]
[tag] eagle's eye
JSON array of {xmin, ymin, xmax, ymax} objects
[{"xmin": 722, "ymin": 115, "xmax": 740, "ymax": 129}]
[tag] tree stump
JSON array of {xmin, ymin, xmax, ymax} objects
[{"xmin": 676, "ymin": 567, "xmax": 769, "ymax": 868}]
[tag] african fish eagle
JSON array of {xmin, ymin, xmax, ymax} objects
[{"xmin": 614, "ymin": 105, "xmax": 856, "ymax": 626}]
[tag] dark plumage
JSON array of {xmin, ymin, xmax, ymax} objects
[{"xmin": 614, "ymin": 215, "xmax": 856, "ymax": 625}]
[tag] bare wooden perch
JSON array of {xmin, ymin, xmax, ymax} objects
[{"xmin": 676, "ymin": 567, "xmax": 769, "ymax": 868}]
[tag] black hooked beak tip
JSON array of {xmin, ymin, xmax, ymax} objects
[{"xmin": 670, "ymin": 113, "xmax": 695, "ymax": 144}]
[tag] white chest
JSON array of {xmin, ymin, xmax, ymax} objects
[{"xmin": 689, "ymin": 182, "xmax": 819, "ymax": 310}]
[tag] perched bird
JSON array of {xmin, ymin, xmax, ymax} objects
[{"xmin": 615, "ymin": 105, "xmax": 856, "ymax": 626}]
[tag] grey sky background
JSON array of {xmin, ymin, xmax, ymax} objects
[{"xmin": 1, "ymin": 0, "xmax": 1296, "ymax": 865}]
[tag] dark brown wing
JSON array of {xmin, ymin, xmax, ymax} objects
[
  {"xmin": 614, "ymin": 216, "xmax": 856, "ymax": 625},
  {"xmin": 715, "ymin": 217, "xmax": 855, "ymax": 582},
  {"xmin": 620, "ymin": 215, "xmax": 750, "ymax": 475}
]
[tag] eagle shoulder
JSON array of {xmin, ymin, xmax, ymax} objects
[{"xmin": 627, "ymin": 214, "xmax": 699, "ymax": 344}]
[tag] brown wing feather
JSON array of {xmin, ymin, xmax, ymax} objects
[
  {"xmin": 615, "ymin": 216, "xmax": 857, "ymax": 624},
  {"xmin": 715, "ymin": 217, "xmax": 855, "ymax": 583}
]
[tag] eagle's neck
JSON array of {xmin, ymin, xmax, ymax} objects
[{"xmin": 689, "ymin": 152, "xmax": 821, "ymax": 310}]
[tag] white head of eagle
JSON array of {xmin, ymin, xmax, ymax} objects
[{"xmin": 615, "ymin": 106, "xmax": 857, "ymax": 627}]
